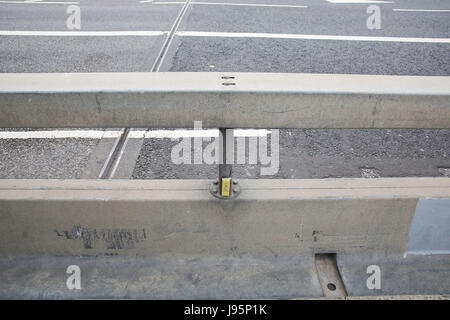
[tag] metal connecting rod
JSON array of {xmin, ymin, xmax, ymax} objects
[
  {"xmin": 211, "ymin": 128, "xmax": 240, "ymax": 199},
  {"xmin": 219, "ymin": 128, "xmax": 232, "ymax": 197}
]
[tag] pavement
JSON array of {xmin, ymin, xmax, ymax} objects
[{"xmin": 0, "ymin": 0, "xmax": 449, "ymax": 179}]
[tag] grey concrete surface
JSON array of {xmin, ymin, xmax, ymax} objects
[
  {"xmin": 132, "ymin": 129, "xmax": 450, "ymax": 179},
  {"xmin": 163, "ymin": 37, "xmax": 450, "ymax": 75},
  {"xmin": 0, "ymin": 137, "xmax": 101, "ymax": 179},
  {"xmin": 406, "ymin": 198, "xmax": 450, "ymax": 254},
  {"xmin": 0, "ymin": 1, "xmax": 181, "ymax": 72},
  {"xmin": 0, "ymin": 1, "xmax": 183, "ymax": 31},
  {"xmin": 0, "ymin": 254, "xmax": 322, "ymax": 299},
  {"xmin": 4, "ymin": 178, "xmax": 449, "ymax": 256},
  {"xmin": 0, "ymin": 36, "xmax": 166, "ymax": 73},
  {"xmin": 0, "ymin": 254, "xmax": 448, "ymax": 299},
  {"xmin": 180, "ymin": 1, "xmax": 450, "ymax": 37},
  {"xmin": 2, "ymin": 73, "xmax": 449, "ymax": 128},
  {"xmin": 163, "ymin": 0, "xmax": 450, "ymax": 75},
  {"xmin": 338, "ymin": 252, "xmax": 450, "ymax": 296}
]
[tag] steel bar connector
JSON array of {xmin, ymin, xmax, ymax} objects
[{"xmin": 219, "ymin": 128, "xmax": 233, "ymax": 198}]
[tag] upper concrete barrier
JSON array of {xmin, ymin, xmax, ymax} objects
[{"xmin": 0, "ymin": 72, "xmax": 449, "ymax": 128}]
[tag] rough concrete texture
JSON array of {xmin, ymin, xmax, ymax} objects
[
  {"xmin": 0, "ymin": 255, "xmax": 322, "ymax": 299},
  {"xmin": 132, "ymin": 129, "xmax": 450, "ymax": 179}
]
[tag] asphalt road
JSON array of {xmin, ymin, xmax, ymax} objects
[{"xmin": 0, "ymin": 0, "xmax": 449, "ymax": 179}]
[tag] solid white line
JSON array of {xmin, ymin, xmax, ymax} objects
[
  {"xmin": 0, "ymin": 130, "xmax": 122, "ymax": 139},
  {"xmin": 191, "ymin": 2, "xmax": 307, "ymax": 8},
  {"xmin": 130, "ymin": 129, "xmax": 270, "ymax": 138},
  {"xmin": 0, "ymin": 129, "xmax": 270, "ymax": 139},
  {"xmin": 0, "ymin": 30, "xmax": 168, "ymax": 36},
  {"xmin": 0, "ymin": 1, "xmax": 79, "ymax": 4},
  {"xmin": 144, "ymin": 1, "xmax": 307, "ymax": 8},
  {"xmin": 327, "ymin": 0, "xmax": 393, "ymax": 3},
  {"xmin": 140, "ymin": 1, "xmax": 184, "ymax": 3},
  {"xmin": 404, "ymin": 250, "xmax": 450, "ymax": 257},
  {"xmin": 176, "ymin": 31, "xmax": 450, "ymax": 43},
  {"xmin": 393, "ymin": 9, "xmax": 450, "ymax": 13}
]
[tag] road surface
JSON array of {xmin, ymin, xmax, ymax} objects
[{"xmin": 0, "ymin": 0, "xmax": 449, "ymax": 179}]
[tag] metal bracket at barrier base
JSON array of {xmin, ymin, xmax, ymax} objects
[{"xmin": 209, "ymin": 179, "xmax": 241, "ymax": 200}]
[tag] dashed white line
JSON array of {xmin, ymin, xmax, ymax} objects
[
  {"xmin": 142, "ymin": 1, "xmax": 307, "ymax": 8},
  {"xmin": 130, "ymin": 129, "xmax": 270, "ymax": 138},
  {"xmin": 0, "ymin": 0, "xmax": 79, "ymax": 4},
  {"xmin": 0, "ymin": 30, "xmax": 168, "ymax": 36},
  {"xmin": 327, "ymin": 0, "xmax": 393, "ymax": 3},
  {"xmin": 192, "ymin": 1, "xmax": 307, "ymax": 8},
  {"xmin": 0, "ymin": 130, "xmax": 122, "ymax": 139},
  {"xmin": 393, "ymin": 9, "xmax": 450, "ymax": 13},
  {"xmin": 0, "ymin": 129, "xmax": 270, "ymax": 139},
  {"xmin": 176, "ymin": 31, "xmax": 450, "ymax": 43},
  {"xmin": 140, "ymin": 1, "xmax": 184, "ymax": 3}
]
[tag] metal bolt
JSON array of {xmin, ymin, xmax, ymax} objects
[
  {"xmin": 213, "ymin": 188, "xmax": 219, "ymax": 194},
  {"xmin": 213, "ymin": 180, "xmax": 219, "ymax": 185},
  {"xmin": 233, "ymin": 180, "xmax": 238, "ymax": 185}
]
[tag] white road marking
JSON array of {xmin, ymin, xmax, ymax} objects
[
  {"xmin": 140, "ymin": 1, "xmax": 184, "ymax": 3},
  {"xmin": 0, "ymin": 129, "xmax": 270, "ymax": 139},
  {"xmin": 140, "ymin": 0, "xmax": 183, "ymax": 3},
  {"xmin": 0, "ymin": 30, "xmax": 168, "ymax": 36},
  {"xmin": 0, "ymin": 1, "xmax": 79, "ymax": 4},
  {"xmin": 192, "ymin": 1, "xmax": 307, "ymax": 8},
  {"xmin": 176, "ymin": 31, "xmax": 450, "ymax": 43},
  {"xmin": 0, "ymin": 130, "xmax": 122, "ymax": 139},
  {"xmin": 142, "ymin": 1, "xmax": 307, "ymax": 8},
  {"xmin": 5, "ymin": 30, "xmax": 446, "ymax": 43},
  {"xmin": 130, "ymin": 129, "xmax": 271, "ymax": 138},
  {"xmin": 393, "ymin": 9, "xmax": 450, "ymax": 13},
  {"xmin": 327, "ymin": 0, "xmax": 393, "ymax": 3}
]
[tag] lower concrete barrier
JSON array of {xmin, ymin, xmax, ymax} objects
[
  {"xmin": 0, "ymin": 178, "xmax": 449, "ymax": 256},
  {"xmin": 0, "ymin": 178, "xmax": 448, "ymax": 298}
]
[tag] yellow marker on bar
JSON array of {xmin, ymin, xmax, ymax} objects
[{"xmin": 221, "ymin": 177, "xmax": 231, "ymax": 197}]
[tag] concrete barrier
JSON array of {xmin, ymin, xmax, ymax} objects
[
  {"xmin": 1, "ymin": 178, "xmax": 449, "ymax": 257},
  {"xmin": 1, "ymin": 178, "xmax": 449, "ymax": 298},
  {"xmin": 0, "ymin": 72, "xmax": 449, "ymax": 128}
]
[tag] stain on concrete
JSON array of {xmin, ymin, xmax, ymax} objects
[{"xmin": 54, "ymin": 225, "xmax": 147, "ymax": 250}]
